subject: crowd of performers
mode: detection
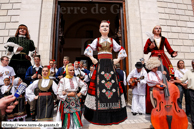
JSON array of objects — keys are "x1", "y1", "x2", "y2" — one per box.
[{"x1": 0, "y1": 21, "x2": 193, "y2": 129}]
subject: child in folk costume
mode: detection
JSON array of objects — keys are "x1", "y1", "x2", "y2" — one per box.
[
  {"x1": 26, "y1": 66, "x2": 58, "y2": 121},
  {"x1": 1, "y1": 75, "x2": 16, "y2": 121},
  {"x1": 56, "y1": 63, "x2": 87, "y2": 129},
  {"x1": 12, "y1": 77, "x2": 27, "y2": 121},
  {"x1": 83, "y1": 20, "x2": 127, "y2": 125},
  {"x1": 127, "y1": 62, "x2": 147, "y2": 115}
]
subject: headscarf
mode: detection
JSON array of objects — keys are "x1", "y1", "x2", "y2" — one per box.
[
  {"x1": 13, "y1": 77, "x2": 20, "y2": 87},
  {"x1": 43, "y1": 66, "x2": 51, "y2": 79},
  {"x1": 65, "y1": 64, "x2": 73, "y2": 79}
]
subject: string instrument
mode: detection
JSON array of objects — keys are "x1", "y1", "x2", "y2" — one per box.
[
  {"x1": 129, "y1": 76, "x2": 144, "y2": 87},
  {"x1": 151, "y1": 57, "x2": 188, "y2": 129}
]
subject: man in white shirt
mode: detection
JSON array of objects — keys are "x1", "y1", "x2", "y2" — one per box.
[
  {"x1": 0, "y1": 56, "x2": 15, "y2": 87},
  {"x1": 25, "y1": 55, "x2": 42, "y2": 84},
  {"x1": 55, "y1": 56, "x2": 69, "y2": 80},
  {"x1": 173, "y1": 60, "x2": 194, "y2": 128},
  {"x1": 49, "y1": 59, "x2": 58, "y2": 80},
  {"x1": 127, "y1": 62, "x2": 147, "y2": 115},
  {"x1": 74, "y1": 61, "x2": 88, "y2": 82},
  {"x1": 174, "y1": 60, "x2": 190, "y2": 116}
]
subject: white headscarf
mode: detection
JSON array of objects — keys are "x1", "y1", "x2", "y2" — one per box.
[{"x1": 13, "y1": 77, "x2": 20, "y2": 87}]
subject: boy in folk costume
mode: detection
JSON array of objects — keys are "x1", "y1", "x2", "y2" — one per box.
[
  {"x1": 26, "y1": 66, "x2": 58, "y2": 121},
  {"x1": 56, "y1": 63, "x2": 87, "y2": 129},
  {"x1": 12, "y1": 77, "x2": 27, "y2": 121},
  {"x1": 25, "y1": 55, "x2": 42, "y2": 121},
  {"x1": 1, "y1": 76, "x2": 16, "y2": 121},
  {"x1": 127, "y1": 62, "x2": 147, "y2": 115}
]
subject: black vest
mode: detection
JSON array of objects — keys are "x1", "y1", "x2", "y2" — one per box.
[
  {"x1": 60, "y1": 68, "x2": 66, "y2": 77},
  {"x1": 32, "y1": 67, "x2": 42, "y2": 82}
]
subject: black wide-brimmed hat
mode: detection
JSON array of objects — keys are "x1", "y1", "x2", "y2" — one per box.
[{"x1": 135, "y1": 62, "x2": 143, "y2": 69}]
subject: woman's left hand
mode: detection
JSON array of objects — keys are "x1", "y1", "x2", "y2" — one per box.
[{"x1": 77, "y1": 92, "x2": 82, "y2": 98}]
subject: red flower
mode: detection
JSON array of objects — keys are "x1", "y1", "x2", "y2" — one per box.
[
  {"x1": 107, "y1": 20, "x2": 110, "y2": 24},
  {"x1": 36, "y1": 71, "x2": 38, "y2": 74},
  {"x1": 78, "y1": 61, "x2": 80, "y2": 64},
  {"x1": 47, "y1": 65, "x2": 51, "y2": 69},
  {"x1": 63, "y1": 71, "x2": 66, "y2": 74},
  {"x1": 53, "y1": 59, "x2": 55, "y2": 62}
]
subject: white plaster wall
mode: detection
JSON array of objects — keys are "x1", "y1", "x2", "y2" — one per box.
[
  {"x1": 38, "y1": 0, "x2": 55, "y2": 65},
  {"x1": 157, "y1": 0, "x2": 194, "y2": 70},
  {"x1": 0, "y1": 0, "x2": 22, "y2": 56}
]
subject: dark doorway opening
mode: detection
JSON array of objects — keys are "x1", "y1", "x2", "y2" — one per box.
[{"x1": 54, "y1": 1, "x2": 125, "y2": 70}]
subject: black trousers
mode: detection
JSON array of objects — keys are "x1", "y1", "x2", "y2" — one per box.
[
  {"x1": 189, "y1": 89, "x2": 194, "y2": 129},
  {"x1": 176, "y1": 84, "x2": 190, "y2": 115}
]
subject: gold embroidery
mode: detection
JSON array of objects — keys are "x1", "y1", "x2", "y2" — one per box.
[
  {"x1": 38, "y1": 79, "x2": 53, "y2": 91},
  {"x1": 98, "y1": 38, "x2": 113, "y2": 53}
]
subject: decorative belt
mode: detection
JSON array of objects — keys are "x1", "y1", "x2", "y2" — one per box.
[
  {"x1": 39, "y1": 92, "x2": 51, "y2": 96},
  {"x1": 151, "y1": 50, "x2": 164, "y2": 57},
  {"x1": 98, "y1": 54, "x2": 112, "y2": 59}
]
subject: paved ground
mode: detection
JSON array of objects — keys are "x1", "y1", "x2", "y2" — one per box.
[{"x1": 17, "y1": 103, "x2": 192, "y2": 129}]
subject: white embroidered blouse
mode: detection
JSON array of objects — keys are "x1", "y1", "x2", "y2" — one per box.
[
  {"x1": 146, "y1": 71, "x2": 163, "y2": 87},
  {"x1": 57, "y1": 76, "x2": 88, "y2": 101},
  {"x1": 26, "y1": 79, "x2": 58, "y2": 102},
  {"x1": 84, "y1": 38, "x2": 127, "y2": 59}
]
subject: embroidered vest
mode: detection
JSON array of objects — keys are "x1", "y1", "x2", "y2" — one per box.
[
  {"x1": 97, "y1": 38, "x2": 113, "y2": 53},
  {"x1": 37, "y1": 79, "x2": 53, "y2": 93}
]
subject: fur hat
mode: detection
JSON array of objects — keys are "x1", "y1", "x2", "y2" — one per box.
[{"x1": 146, "y1": 57, "x2": 161, "y2": 70}]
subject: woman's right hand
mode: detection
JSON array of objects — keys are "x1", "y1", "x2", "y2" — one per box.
[
  {"x1": 17, "y1": 47, "x2": 23, "y2": 52},
  {"x1": 89, "y1": 56, "x2": 98, "y2": 65},
  {"x1": 149, "y1": 42, "x2": 155, "y2": 49},
  {"x1": 34, "y1": 96, "x2": 38, "y2": 100},
  {"x1": 67, "y1": 92, "x2": 76, "y2": 97}
]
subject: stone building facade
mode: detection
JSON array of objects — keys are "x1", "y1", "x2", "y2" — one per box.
[{"x1": 0, "y1": 0, "x2": 194, "y2": 72}]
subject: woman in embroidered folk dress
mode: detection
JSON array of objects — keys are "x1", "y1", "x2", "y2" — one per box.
[
  {"x1": 26, "y1": 66, "x2": 58, "y2": 121},
  {"x1": 56, "y1": 63, "x2": 87, "y2": 129},
  {"x1": 83, "y1": 20, "x2": 127, "y2": 125},
  {"x1": 144, "y1": 25, "x2": 177, "y2": 113}
]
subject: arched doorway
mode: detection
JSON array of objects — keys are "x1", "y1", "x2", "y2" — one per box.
[{"x1": 52, "y1": 0, "x2": 128, "y2": 72}]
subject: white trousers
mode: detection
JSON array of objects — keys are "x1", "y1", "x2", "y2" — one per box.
[{"x1": 131, "y1": 94, "x2": 145, "y2": 114}]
